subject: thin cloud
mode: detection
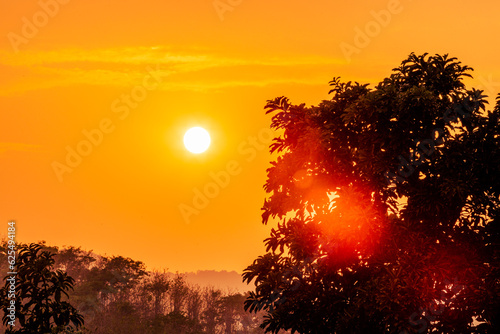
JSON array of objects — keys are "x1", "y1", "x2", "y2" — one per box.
[{"x1": 0, "y1": 46, "x2": 345, "y2": 95}]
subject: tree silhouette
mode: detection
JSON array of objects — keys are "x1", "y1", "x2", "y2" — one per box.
[
  {"x1": 186, "y1": 285, "x2": 202, "y2": 324},
  {"x1": 170, "y1": 273, "x2": 189, "y2": 315},
  {"x1": 202, "y1": 287, "x2": 223, "y2": 334},
  {"x1": 220, "y1": 293, "x2": 249, "y2": 334},
  {"x1": 145, "y1": 270, "x2": 171, "y2": 318},
  {"x1": 1, "y1": 243, "x2": 84, "y2": 333},
  {"x1": 0, "y1": 240, "x2": 269, "y2": 333},
  {"x1": 243, "y1": 53, "x2": 500, "y2": 333}
]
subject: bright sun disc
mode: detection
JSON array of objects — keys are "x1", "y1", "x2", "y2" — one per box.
[{"x1": 184, "y1": 127, "x2": 211, "y2": 154}]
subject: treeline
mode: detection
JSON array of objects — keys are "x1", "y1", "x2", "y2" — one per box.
[{"x1": 0, "y1": 241, "x2": 277, "y2": 334}]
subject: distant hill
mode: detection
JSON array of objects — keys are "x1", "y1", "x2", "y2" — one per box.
[{"x1": 171, "y1": 270, "x2": 252, "y2": 293}]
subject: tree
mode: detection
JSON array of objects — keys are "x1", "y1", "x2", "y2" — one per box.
[
  {"x1": 186, "y1": 285, "x2": 203, "y2": 323},
  {"x1": 86, "y1": 254, "x2": 147, "y2": 333},
  {"x1": 219, "y1": 293, "x2": 251, "y2": 334},
  {"x1": 219, "y1": 293, "x2": 239, "y2": 334},
  {"x1": 1, "y1": 243, "x2": 84, "y2": 333},
  {"x1": 169, "y1": 273, "x2": 189, "y2": 314},
  {"x1": 202, "y1": 287, "x2": 223, "y2": 334},
  {"x1": 243, "y1": 53, "x2": 500, "y2": 333},
  {"x1": 56, "y1": 246, "x2": 96, "y2": 284},
  {"x1": 145, "y1": 270, "x2": 171, "y2": 318}
]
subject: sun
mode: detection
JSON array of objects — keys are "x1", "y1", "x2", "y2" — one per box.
[{"x1": 183, "y1": 127, "x2": 211, "y2": 154}]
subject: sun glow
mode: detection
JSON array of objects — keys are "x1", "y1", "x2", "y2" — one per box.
[{"x1": 183, "y1": 127, "x2": 211, "y2": 154}]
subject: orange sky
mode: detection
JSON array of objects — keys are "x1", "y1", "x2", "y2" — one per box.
[{"x1": 1, "y1": 0, "x2": 500, "y2": 273}]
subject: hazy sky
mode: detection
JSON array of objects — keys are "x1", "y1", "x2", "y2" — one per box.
[{"x1": 1, "y1": 0, "x2": 500, "y2": 272}]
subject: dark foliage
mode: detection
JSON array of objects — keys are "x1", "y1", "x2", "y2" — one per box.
[
  {"x1": 0, "y1": 243, "x2": 84, "y2": 333},
  {"x1": 243, "y1": 53, "x2": 500, "y2": 333}
]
